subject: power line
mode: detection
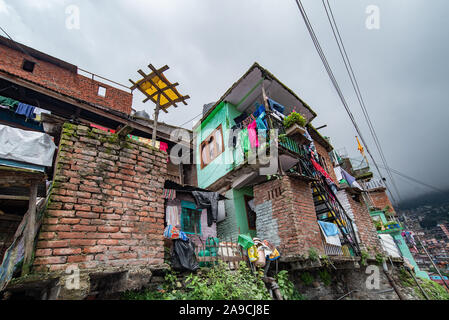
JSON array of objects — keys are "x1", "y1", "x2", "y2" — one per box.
[
  {"x1": 293, "y1": 0, "x2": 397, "y2": 204},
  {"x1": 348, "y1": 157, "x2": 446, "y2": 194},
  {"x1": 321, "y1": 0, "x2": 402, "y2": 201}
]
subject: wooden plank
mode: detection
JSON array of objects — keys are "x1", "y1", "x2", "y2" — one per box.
[
  {"x1": 22, "y1": 180, "x2": 38, "y2": 276},
  {"x1": 143, "y1": 82, "x2": 179, "y2": 102},
  {"x1": 129, "y1": 65, "x2": 169, "y2": 90},
  {"x1": 138, "y1": 69, "x2": 178, "y2": 110}
]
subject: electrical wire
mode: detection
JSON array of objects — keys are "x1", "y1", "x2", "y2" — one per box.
[
  {"x1": 347, "y1": 157, "x2": 446, "y2": 194},
  {"x1": 293, "y1": 0, "x2": 398, "y2": 204},
  {"x1": 321, "y1": 0, "x2": 402, "y2": 201}
]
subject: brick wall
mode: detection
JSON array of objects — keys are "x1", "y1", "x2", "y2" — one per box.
[
  {"x1": 344, "y1": 190, "x2": 382, "y2": 254},
  {"x1": 369, "y1": 189, "x2": 396, "y2": 213},
  {"x1": 0, "y1": 44, "x2": 132, "y2": 114},
  {"x1": 253, "y1": 176, "x2": 324, "y2": 258},
  {"x1": 33, "y1": 123, "x2": 167, "y2": 273},
  {"x1": 314, "y1": 140, "x2": 338, "y2": 183}
]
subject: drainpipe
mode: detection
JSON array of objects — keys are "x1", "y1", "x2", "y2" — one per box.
[{"x1": 382, "y1": 260, "x2": 406, "y2": 300}]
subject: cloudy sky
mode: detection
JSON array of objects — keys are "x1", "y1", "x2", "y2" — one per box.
[{"x1": 1, "y1": 0, "x2": 448, "y2": 204}]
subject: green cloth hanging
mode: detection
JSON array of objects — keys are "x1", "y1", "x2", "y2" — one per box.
[{"x1": 0, "y1": 95, "x2": 19, "y2": 108}]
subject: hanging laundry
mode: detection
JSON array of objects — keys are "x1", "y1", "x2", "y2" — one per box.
[
  {"x1": 253, "y1": 104, "x2": 266, "y2": 118},
  {"x1": 267, "y1": 98, "x2": 285, "y2": 114},
  {"x1": 318, "y1": 221, "x2": 341, "y2": 247},
  {"x1": 163, "y1": 188, "x2": 176, "y2": 200},
  {"x1": 15, "y1": 102, "x2": 36, "y2": 119},
  {"x1": 0, "y1": 95, "x2": 19, "y2": 109},
  {"x1": 247, "y1": 120, "x2": 259, "y2": 148},
  {"x1": 233, "y1": 112, "x2": 248, "y2": 126},
  {"x1": 192, "y1": 191, "x2": 220, "y2": 227},
  {"x1": 334, "y1": 166, "x2": 343, "y2": 183},
  {"x1": 166, "y1": 205, "x2": 180, "y2": 227},
  {"x1": 240, "y1": 128, "x2": 250, "y2": 153},
  {"x1": 340, "y1": 168, "x2": 363, "y2": 190},
  {"x1": 311, "y1": 157, "x2": 334, "y2": 183}
]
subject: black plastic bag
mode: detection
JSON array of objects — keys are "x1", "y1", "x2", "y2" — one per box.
[{"x1": 171, "y1": 239, "x2": 199, "y2": 271}]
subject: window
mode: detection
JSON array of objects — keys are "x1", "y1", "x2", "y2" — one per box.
[
  {"x1": 22, "y1": 59, "x2": 35, "y2": 73},
  {"x1": 181, "y1": 201, "x2": 202, "y2": 235},
  {"x1": 200, "y1": 124, "x2": 224, "y2": 169},
  {"x1": 98, "y1": 86, "x2": 107, "y2": 97}
]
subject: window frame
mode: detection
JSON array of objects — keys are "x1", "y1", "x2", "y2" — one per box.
[
  {"x1": 180, "y1": 201, "x2": 202, "y2": 235},
  {"x1": 200, "y1": 124, "x2": 224, "y2": 169}
]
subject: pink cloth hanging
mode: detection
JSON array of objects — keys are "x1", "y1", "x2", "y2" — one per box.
[{"x1": 247, "y1": 120, "x2": 259, "y2": 148}]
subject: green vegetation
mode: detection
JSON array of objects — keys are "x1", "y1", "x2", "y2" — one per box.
[
  {"x1": 360, "y1": 250, "x2": 369, "y2": 267},
  {"x1": 283, "y1": 111, "x2": 306, "y2": 129},
  {"x1": 318, "y1": 269, "x2": 332, "y2": 286},
  {"x1": 308, "y1": 247, "x2": 319, "y2": 262},
  {"x1": 375, "y1": 253, "x2": 385, "y2": 265},
  {"x1": 299, "y1": 272, "x2": 314, "y2": 286},
  {"x1": 275, "y1": 270, "x2": 306, "y2": 300},
  {"x1": 122, "y1": 262, "x2": 271, "y2": 300},
  {"x1": 398, "y1": 267, "x2": 449, "y2": 300}
]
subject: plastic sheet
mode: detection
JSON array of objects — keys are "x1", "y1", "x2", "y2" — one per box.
[{"x1": 0, "y1": 124, "x2": 56, "y2": 167}]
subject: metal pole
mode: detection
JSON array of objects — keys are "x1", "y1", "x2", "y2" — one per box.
[{"x1": 416, "y1": 236, "x2": 449, "y2": 291}]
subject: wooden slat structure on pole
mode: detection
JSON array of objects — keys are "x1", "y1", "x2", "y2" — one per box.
[{"x1": 129, "y1": 64, "x2": 190, "y2": 147}]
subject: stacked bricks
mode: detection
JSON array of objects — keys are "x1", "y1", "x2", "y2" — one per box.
[
  {"x1": 0, "y1": 43, "x2": 132, "y2": 114},
  {"x1": 253, "y1": 176, "x2": 325, "y2": 258},
  {"x1": 345, "y1": 191, "x2": 382, "y2": 255},
  {"x1": 33, "y1": 123, "x2": 167, "y2": 273}
]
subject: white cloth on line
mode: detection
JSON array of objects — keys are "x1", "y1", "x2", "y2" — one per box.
[{"x1": 166, "y1": 205, "x2": 180, "y2": 227}]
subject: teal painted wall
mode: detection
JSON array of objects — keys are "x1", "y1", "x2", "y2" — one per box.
[
  {"x1": 371, "y1": 211, "x2": 429, "y2": 280},
  {"x1": 232, "y1": 187, "x2": 256, "y2": 238},
  {"x1": 217, "y1": 187, "x2": 256, "y2": 240},
  {"x1": 195, "y1": 102, "x2": 244, "y2": 189},
  {"x1": 390, "y1": 231, "x2": 430, "y2": 280}
]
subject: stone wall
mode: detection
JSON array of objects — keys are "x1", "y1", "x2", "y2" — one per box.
[{"x1": 33, "y1": 123, "x2": 167, "y2": 273}]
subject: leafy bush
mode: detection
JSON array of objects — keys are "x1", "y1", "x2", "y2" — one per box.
[
  {"x1": 361, "y1": 250, "x2": 369, "y2": 266},
  {"x1": 300, "y1": 272, "x2": 314, "y2": 286},
  {"x1": 122, "y1": 262, "x2": 271, "y2": 300},
  {"x1": 275, "y1": 270, "x2": 306, "y2": 300},
  {"x1": 283, "y1": 112, "x2": 306, "y2": 129},
  {"x1": 318, "y1": 269, "x2": 332, "y2": 286},
  {"x1": 308, "y1": 247, "x2": 319, "y2": 262}
]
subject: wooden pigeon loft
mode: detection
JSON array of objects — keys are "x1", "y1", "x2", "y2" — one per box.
[
  {"x1": 129, "y1": 64, "x2": 190, "y2": 146},
  {"x1": 129, "y1": 64, "x2": 190, "y2": 113}
]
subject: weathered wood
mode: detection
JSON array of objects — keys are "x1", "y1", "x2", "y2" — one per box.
[{"x1": 22, "y1": 180, "x2": 38, "y2": 276}]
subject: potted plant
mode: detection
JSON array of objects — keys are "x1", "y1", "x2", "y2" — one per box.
[{"x1": 283, "y1": 112, "x2": 307, "y2": 143}]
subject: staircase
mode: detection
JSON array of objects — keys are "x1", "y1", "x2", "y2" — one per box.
[{"x1": 297, "y1": 156, "x2": 361, "y2": 256}]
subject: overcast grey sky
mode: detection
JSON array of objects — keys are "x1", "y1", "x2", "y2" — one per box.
[{"x1": 1, "y1": 0, "x2": 448, "y2": 203}]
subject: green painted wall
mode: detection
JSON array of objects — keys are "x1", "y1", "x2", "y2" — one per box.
[
  {"x1": 390, "y1": 231, "x2": 430, "y2": 280},
  {"x1": 217, "y1": 187, "x2": 256, "y2": 240},
  {"x1": 233, "y1": 187, "x2": 256, "y2": 238},
  {"x1": 195, "y1": 102, "x2": 244, "y2": 189},
  {"x1": 370, "y1": 211, "x2": 429, "y2": 280},
  {"x1": 195, "y1": 102, "x2": 247, "y2": 188}
]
